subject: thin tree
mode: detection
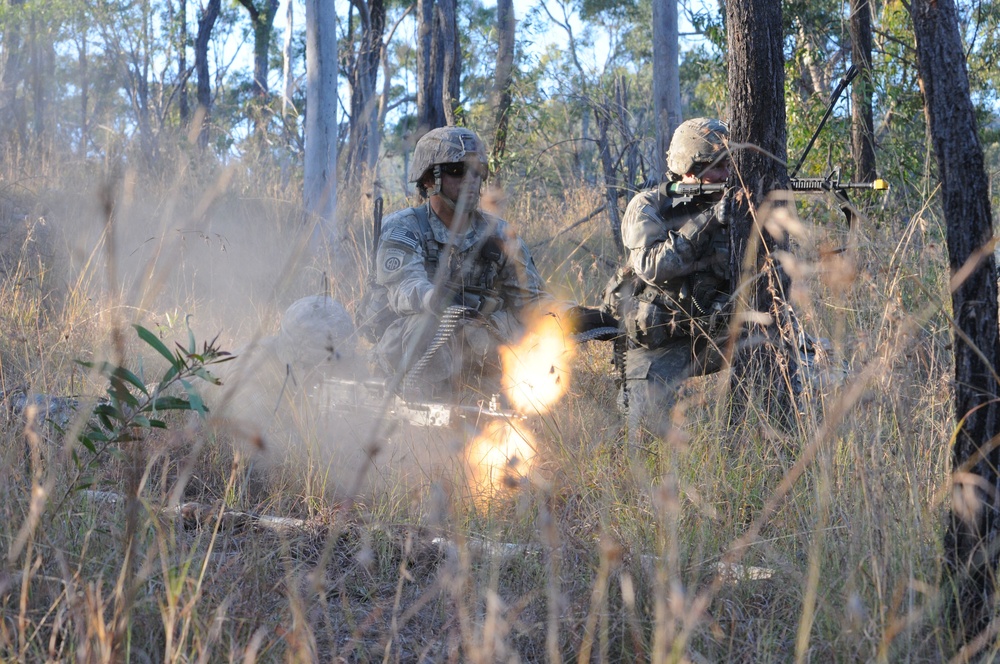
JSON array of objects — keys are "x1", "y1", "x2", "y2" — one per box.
[
  {"x1": 438, "y1": 0, "x2": 460, "y2": 125},
  {"x1": 171, "y1": 0, "x2": 190, "y2": 125},
  {"x1": 910, "y1": 0, "x2": 1000, "y2": 643},
  {"x1": 344, "y1": 0, "x2": 386, "y2": 182},
  {"x1": 281, "y1": 0, "x2": 294, "y2": 139},
  {"x1": 236, "y1": 0, "x2": 280, "y2": 139},
  {"x1": 490, "y1": 0, "x2": 515, "y2": 167},
  {"x1": 304, "y1": 0, "x2": 341, "y2": 260},
  {"x1": 652, "y1": 0, "x2": 681, "y2": 179},
  {"x1": 726, "y1": 0, "x2": 797, "y2": 422},
  {"x1": 849, "y1": 0, "x2": 876, "y2": 181},
  {"x1": 195, "y1": 0, "x2": 221, "y2": 149},
  {"x1": 0, "y1": 0, "x2": 27, "y2": 147},
  {"x1": 416, "y1": 0, "x2": 447, "y2": 135}
]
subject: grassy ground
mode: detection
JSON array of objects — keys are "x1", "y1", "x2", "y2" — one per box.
[{"x1": 0, "y1": 149, "x2": 980, "y2": 662}]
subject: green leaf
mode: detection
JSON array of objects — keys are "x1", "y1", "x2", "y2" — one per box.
[
  {"x1": 134, "y1": 324, "x2": 179, "y2": 367},
  {"x1": 194, "y1": 367, "x2": 222, "y2": 385},
  {"x1": 152, "y1": 396, "x2": 193, "y2": 411},
  {"x1": 114, "y1": 367, "x2": 149, "y2": 397},
  {"x1": 180, "y1": 379, "x2": 207, "y2": 416},
  {"x1": 85, "y1": 430, "x2": 110, "y2": 443},
  {"x1": 78, "y1": 435, "x2": 97, "y2": 453},
  {"x1": 108, "y1": 376, "x2": 140, "y2": 408},
  {"x1": 149, "y1": 419, "x2": 167, "y2": 429},
  {"x1": 94, "y1": 403, "x2": 122, "y2": 418},
  {"x1": 133, "y1": 415, "x2": 151, "y2": 428},
  {"x1": 186, "y1": 315, "x2": 196, "y2": 355}
]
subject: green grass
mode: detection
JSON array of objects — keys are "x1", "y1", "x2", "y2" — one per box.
[{"x1": 0, "y1": 148, "x2": 986, "y2": 662}]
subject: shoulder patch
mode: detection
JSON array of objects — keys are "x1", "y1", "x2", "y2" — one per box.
[
  {"x1": 384, "y1": 227, "x2": 421, "y2": 251},
  {"x1": 382, "y1": 248, "x2": 405, "y2": 273}
]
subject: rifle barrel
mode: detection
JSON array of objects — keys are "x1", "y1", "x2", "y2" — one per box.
[{"x1": 790, "y1": 178, "x2": 889, "y2": 191}]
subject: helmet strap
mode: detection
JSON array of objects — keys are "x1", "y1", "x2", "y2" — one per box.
[
  {"x1": 431, "y1": 164, "x2": 462, "y2": 211},
  {"x1": 426, "y1": 165, "x2": 444, "y2": 198}
]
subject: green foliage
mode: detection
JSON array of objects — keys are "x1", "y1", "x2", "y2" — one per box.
[{"x1": 72, "y1": 324, "x2": 234, "y2": 488}]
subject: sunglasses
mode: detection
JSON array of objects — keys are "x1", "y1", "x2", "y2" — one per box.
[{"x1": 439, "y1": 162, "x2": 487, "y2": 178}]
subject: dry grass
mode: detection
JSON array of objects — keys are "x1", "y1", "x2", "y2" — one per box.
[{"x1": 0, "y1": 146, "x2": 983, "y2": 663}]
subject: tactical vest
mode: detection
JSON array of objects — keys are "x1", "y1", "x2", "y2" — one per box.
[
  {"x1": 356, "y1": 205, "x2": 504, "y2": 343},
  {"x1": 603, "y1": 194, "x2": 730, "y2": 349}
]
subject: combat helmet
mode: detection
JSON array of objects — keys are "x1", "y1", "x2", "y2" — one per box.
[
  {"x1": 409, "y1": 126, "x2": 488, "y2": 185},
  {"x1": 277, "y1": 294, "x2": 356, "y2": 372},
  {"x1": 666, "y1": 118, "x2": 730, "y2": 178}
]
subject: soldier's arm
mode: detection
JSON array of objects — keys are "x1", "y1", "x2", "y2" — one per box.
[
  {"x1": 376, "y1": 221, "x2": 434, "y2": 315},
  {"x1": 621, "y1": 193, "x2": 711, "y2": 287}
]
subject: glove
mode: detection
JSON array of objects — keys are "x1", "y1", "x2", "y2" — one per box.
[{"x1": 564, "y1": 306, "x2": 620, "y2": 335}]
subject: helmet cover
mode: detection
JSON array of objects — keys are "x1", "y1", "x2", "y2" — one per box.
[
  {"x1": 409, "y1": 126, "x2": 488, "y2": 183},
  {"x1": 278, "y1": 295, "x2": 356, "y2": 368},
  {"x1": 666, "y1": 118, "x2": 730, "y2": 177}
]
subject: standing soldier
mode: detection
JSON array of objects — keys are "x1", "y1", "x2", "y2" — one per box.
[
  {"x1": 366, "y1": 126, "x2": 550, "y2": 399},
  {"x1": 614, "y1": 117, "x2": 733, "y2": 438}
]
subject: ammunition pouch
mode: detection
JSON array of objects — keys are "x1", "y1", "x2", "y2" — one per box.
[{"x1": 627, "y1": 284, "x2": 728, "y2": 349}]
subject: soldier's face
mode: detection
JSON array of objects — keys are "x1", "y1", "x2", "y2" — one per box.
[
  {"x1": 438, "y1": 161, "x2": 483, "y2": 209},
  {"x1": 696, "y1": 158, "x2": 731, "y2": 184}
]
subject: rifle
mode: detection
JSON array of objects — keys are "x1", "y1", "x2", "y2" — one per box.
[
  {"x1": 665, "y1": 172, "x2": 888, "y2": 199},
  {"x1": 663, "y1": 170, "x2": 888, "y2": 225}
]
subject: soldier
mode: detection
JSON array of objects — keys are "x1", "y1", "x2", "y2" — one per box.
[
  {"x1": 368, "y1": 126, "x2": 550, "y2": 399},
  {"x1": 615, "y1": 117, "x2": 732, "y2": 437}
]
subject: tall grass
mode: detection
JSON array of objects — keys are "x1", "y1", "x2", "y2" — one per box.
[{"x1": 0, "y1": 144, "x2": 985, "y2": 662}]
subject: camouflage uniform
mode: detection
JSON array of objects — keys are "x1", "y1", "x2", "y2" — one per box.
[
  {"x1": 619, "y1": 117, "x2": 732, "y2": 436},
  {"x1": 371, "y1": 202, "x2": 547, "y2": 397}
]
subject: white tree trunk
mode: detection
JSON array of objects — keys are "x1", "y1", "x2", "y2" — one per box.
[
  {"x1": 304, "y1": 0, "x2": 340, "y2": 260},
  {"x1": 282, "y1": 0, "x2": 293, "y2": 122},
  {"x1": 652, "y1": 0, "x2": 681, "y2": 179}
]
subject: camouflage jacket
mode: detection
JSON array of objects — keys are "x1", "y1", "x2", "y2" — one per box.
[
  {"x1": 375, "y1": 203, "x2": 547, "y2": 321},
  {"x1": 620, "y1": 187, "x2": 730, "y2": 318}
]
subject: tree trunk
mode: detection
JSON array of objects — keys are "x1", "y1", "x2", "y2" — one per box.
[
  {"x1": 438, "y1": 0, "x2": 460, "y2": 126},
  {"x1": 179, "y1": 0, "x2": 190, "y2": 124},
  {"x1": 0, "y1": 0, "x2": 27, "y2": 148},
  {"x1": 78, "y1": 29, "x2": 89, "y2": 157},
  {"x1": 136, "y1": 0, "x2": 155, "y2": 163},
  {"x1": 282, "y1": 0, "x2": 294, "y2": 138},
  {"x1": 490, "y1": 0, "x2": 515, "y2": 168},
  {"x1": 652, "y1": 0, "x2": 681, "y2": 179},
  {"x1": 237, "y1": 0, "x2": 280, "y2": 139},
  {"x1": 195, "y1": 0, "x2": 221, "y2": 149},
  {"x1": 29, "y1": 12, "x2": 44, "y2": 140},
  {"x1": 416, "y1": 0, "x2": 446, "y2": 135},
  {"x1": 910, "y1": 0, "x2": 1000, "y2": 643},
  {"x1": 345, "y1": 0, "x2": 386, "y2": 182},
  {"x1": 595, "y1": 105, "x2": 624, "y2": 253},
  {"x1": 849, "y1": 0, "x2": 877, "y2": 181},
  {"x1": 304, "y1": 0, "x2": 341, "y2": 261},
  {"x1": 726, "y1": 0, "x2": 796, "y2": 424}
]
